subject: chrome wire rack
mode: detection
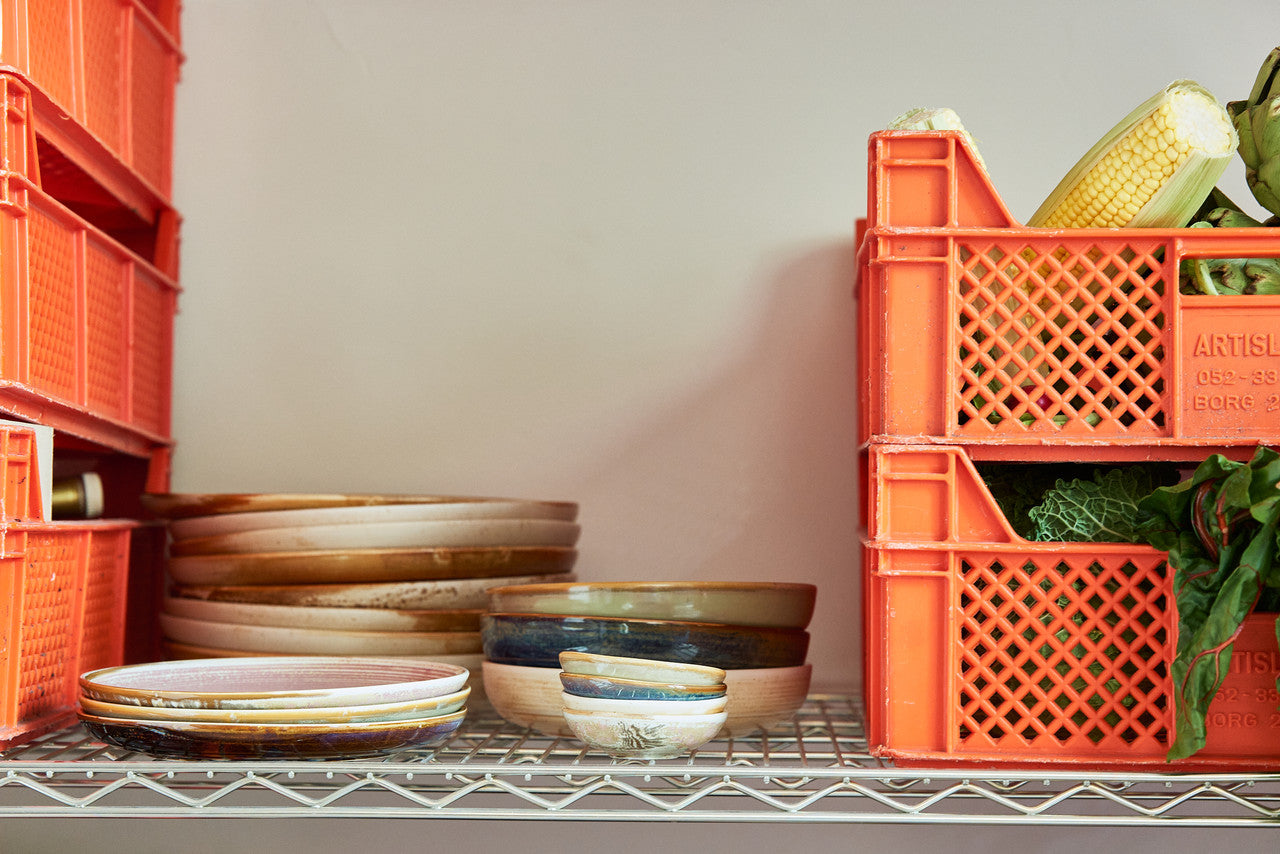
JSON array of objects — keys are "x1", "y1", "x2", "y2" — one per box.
[{"x1": 2, "y1": 695, "x2": 1279, "y2": 824}]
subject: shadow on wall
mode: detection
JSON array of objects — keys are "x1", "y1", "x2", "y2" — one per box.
[{"x1": 571, "y1": 237, "x2": 863, "y2": 691}]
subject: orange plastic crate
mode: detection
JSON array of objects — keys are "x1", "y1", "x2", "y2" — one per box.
[
  {"x1": 0, "y1": 424, "x2": 133, "y2": 749},
  {"x1": 856, "y1": 130, "x2": 1280, "y2": 462},
  {"x1": 0, "y1": 0, "x2": 182, "y2": 221},
  {"x1": 862, "y1": 443, "x2": 1280, "y2": 770},
  {"x1": 0, "y1": 75, "x2": 177, "y2": 460}
]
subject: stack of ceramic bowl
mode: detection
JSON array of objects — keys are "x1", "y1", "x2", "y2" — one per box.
[
  {"x1": 142, "y1": 493, "x2": 580, "y2": 685},
  {"x1": 559, "y1": 651, "x2": 728, "y2": 759},
  {"x1": 480, "y1": 581, "x2": 816, "y2": 737},
  {"x1": 76, "y1": 657, "x2": 470, "y2": 760}
]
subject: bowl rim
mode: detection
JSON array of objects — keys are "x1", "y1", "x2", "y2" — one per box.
[
  {"x1": 483, "y1": 612, "x2": 810, "y2": 637},
  {"x1": 485, "y1": 580, "x2": 816, "y2": 596},
  {"x1": 558, "y1": 651, "x2": 727, "y2": 681},
  {"x1": 558, "y1": 671, "x2": 728, "y2": 694}
]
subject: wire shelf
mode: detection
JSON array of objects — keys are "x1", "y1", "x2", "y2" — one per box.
[{"x1": 2, "y1": 695, "x2": 1279, "y2": 824}]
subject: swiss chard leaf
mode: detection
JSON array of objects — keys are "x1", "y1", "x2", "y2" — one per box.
[{"x1": 1136, "y1": 447, "x2": 1280, "y2": 762}]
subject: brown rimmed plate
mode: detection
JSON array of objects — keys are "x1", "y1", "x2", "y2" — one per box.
[
  {"x1": 166, "y1": 546, "x2": 578, "y2": 586},
  {"x1": 169, "y1": 572, "x2": 577, "y2": 610},
  {"x1": 161, "y1": 595, "x2": 483, "y2": 633}
]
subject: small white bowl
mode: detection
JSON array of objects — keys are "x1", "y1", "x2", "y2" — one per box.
[
  {"x1": 563, "y1": 709, "x2": 727, "y2": 759},
  {"x1": 560, "y1": 691, "x2": 727, "y2": 716}
]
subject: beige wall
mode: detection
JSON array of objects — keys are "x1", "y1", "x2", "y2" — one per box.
[{"x1": 167, "y1": 0, "x2": 1271, "y2": 778}]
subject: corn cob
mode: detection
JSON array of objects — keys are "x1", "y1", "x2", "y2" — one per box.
[
  {"x1": 886, "y1": 107, "x2": 987, "y2": 169},
  {"x1": 1028, "y1": 81, "x2": 1237, "y2": 229}
]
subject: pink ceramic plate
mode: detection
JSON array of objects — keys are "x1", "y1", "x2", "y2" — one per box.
[
  {"x1": 161, "y1": 595, "x2": 483, "y2": 632},
  {"x1": 159, "y1": 613, "x2": 483, "y2": 657}
]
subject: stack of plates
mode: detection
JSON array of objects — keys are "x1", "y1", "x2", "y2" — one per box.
[
  {"x1": 77, "y1": 657, "x2": 471, "y2": 759},
  {"x1": 143, "y1": 493, "x2": 581, "y2": 680}
]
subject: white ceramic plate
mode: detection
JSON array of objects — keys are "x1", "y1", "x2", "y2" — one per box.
[
  {"x1": 151, "y1": 647, "x2": 488, "y2": 705},
  {"x1": 79, "y1": 686, "x2": 471, "y2": 724},
  {"x1": 162, "y1": 595, "x2": 482, "y2": 632},
  {"x1": 165, "y1": 546, "x2": 578, "y2": 587},
  {"x1": 168, "y1": 499, "x2": 578, "y2": 541},
  {"x1": 159, "y1": 612, "x2": 483, "y2": 657},
  {"x1": 169, "y1": 518, "x2": 581, "y2": 557},
  {"x1": 80, "y1": 656, "x2": 470, "y2": 710},
  {"x1": 170, "y1": 572, "x2": 577, "y2": 610}
]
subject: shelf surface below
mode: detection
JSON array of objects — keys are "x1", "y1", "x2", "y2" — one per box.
[{"x1": 2, "y1": 695, "x2": 1279, "y2": 824}]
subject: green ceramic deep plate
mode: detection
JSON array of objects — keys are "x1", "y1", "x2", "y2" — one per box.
[
  {"x1": 485, "y1": 581, "x2": 816, "y2": 629},
  {"x1": 481, "y1": 612, "x2": 809, "y2": 669}
]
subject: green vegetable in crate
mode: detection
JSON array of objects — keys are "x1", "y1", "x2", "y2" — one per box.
[
  {"x1": 1178, "y1": 48, "x2": 1280, "y2": 296},
  {"x1": 1228, "y1": 45, "x2": 1280, "y2": 218},
  {"x1": 1183, "y1": 218, "x2": 1280, "y2": 295},
  {"x1": 980, "y1": 462, "x2": 1180, "y2": 541},
  {"x1": 1026, "y1": 466, "x2": 1175, "y2": 543},
  {"x1": 1136, "y1": 448, "x2": 1280, "y2": 763}
]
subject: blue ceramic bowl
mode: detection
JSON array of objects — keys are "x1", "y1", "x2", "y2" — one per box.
[
  {"x1": 481, "y1": 612, "x2": 809, "y2": 669},
  {"x1": 558, "y1": 671, "x2": 727, "y2": 701}
]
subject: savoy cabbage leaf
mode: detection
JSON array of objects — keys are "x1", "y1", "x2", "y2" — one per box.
[{"x1": 1027, "y1": 466, "x2": 1170, "y2": 542}]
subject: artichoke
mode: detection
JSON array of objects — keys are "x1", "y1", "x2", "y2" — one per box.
[
  {"x1": 1182, "y1": 221, "x2": 1280, "y2": 295},
  {"x1": 1227, "y1": 46, "x2": 1280, "y2": 219}
]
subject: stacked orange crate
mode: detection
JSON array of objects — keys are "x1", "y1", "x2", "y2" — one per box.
[
  {"x1": 0, "y1": 1, "x2": 181, "y2": 747},
  {"x1": 0, "y1": 422, "x2": 134, "y2": 747},
  {"x1": 855, "y1": 130, "x2": 1280, "y2": 769}
]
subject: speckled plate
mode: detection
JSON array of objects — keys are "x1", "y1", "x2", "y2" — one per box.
[
  {"x1": 141, "y1": 492, "x2": 577, "y2": 521},
  {"x1": 79, "y1": 686, "x2": 470, "y2": 724},
  {"x1": 168, "y1": 572, "x2": 577, "y2": 610},
  {"x1": 166, "y1": 546, "x2": 578, "y2": 587},
  {"x1": 80, "y1": 656, "x2": 469, "y2": 710},
  {"x1": 78, "y1": 709, "x2": 467, "y2": 760}
]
